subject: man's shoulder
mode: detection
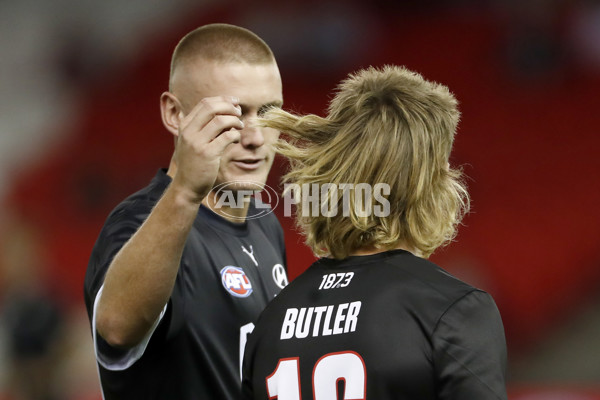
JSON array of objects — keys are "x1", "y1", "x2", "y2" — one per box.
[
  {"x1": 105, "y1": 170, "x2": 168, "y2": 225},
  {"x1": 374, "y1": 252, "x2": 482, "y2": 308}
]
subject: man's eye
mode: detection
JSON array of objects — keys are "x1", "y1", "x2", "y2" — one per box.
[
  {"x1": 257, "y1": 107, "x2": 268, "y2": 118},
  {"x1": 258, "y1": 105, "x2": 279, "y2": 117}
]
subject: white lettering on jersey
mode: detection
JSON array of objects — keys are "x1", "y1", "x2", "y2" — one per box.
[
  {"x1": 280, "y1": 301, "x2": 362, "y2": 340},
  {"x1": 239, "y1": 322, "x2": 255, "y2": 380},
  {"x1": 319, "y1": 272, "x2": 354, "y2": 290},
  {"x1": 241, "y1": 245, "x2": 258, "y2": 266}
]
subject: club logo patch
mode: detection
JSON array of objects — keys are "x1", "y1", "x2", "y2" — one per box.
[{"x1": 221, "y1": 266, "x2": 253, "y2": 298}]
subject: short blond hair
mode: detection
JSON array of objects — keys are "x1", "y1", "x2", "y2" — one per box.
[
  {"x1": 169, "y1": 23, "x2": 275, "y2": 91},
  {"x1": 262, "y1": 65, "x2": 470, "y2": 259}
]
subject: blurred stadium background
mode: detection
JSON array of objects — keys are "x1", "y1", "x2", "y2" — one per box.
[{"x1": 0, "y1": 0, "x2": 599, "y2": 399}]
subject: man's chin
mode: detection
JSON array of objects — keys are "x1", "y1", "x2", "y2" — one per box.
[
  {"x1": 214, "y1": 174, "x2": 268, "y2": 192},
  {"x1": 220, "y1": 181, "x2": 265, "y2": 192}
]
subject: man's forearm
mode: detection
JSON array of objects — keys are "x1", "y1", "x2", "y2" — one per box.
[{"x1": 95, "y1": 183, "x2": 201, "y2": 348}]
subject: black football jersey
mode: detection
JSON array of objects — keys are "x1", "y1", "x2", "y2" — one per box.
[
  {"x1": 84, "y1": 169, "x2": 288, "y2": 400},
  {"x1": 242, "y1": 250, "x2": 507, "y2": 400}
]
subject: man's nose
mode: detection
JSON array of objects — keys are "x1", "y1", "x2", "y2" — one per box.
[{"x1": 240, "y1": 118, "x2": 265, "y2": 149}]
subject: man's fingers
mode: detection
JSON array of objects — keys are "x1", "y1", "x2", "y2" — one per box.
[
  {"x1": 211, "y1": 128, "x2": 241, "y2": 152},
  {"x1": 204, "y1": 115, "x2": 244, "y2": 141},
  {"x1": 178, "y1": 113, "x2": 243, "y2": 157},
  {"x1": 180, "y1": 96, "x2": 241, "y2": 135}
]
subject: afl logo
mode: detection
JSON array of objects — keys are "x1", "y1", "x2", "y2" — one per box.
[{"x1": 221, "y1": 266, "x2": 253, "y2": 298}]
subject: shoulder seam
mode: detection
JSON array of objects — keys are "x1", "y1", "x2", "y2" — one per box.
[{"x1": 430, "y1": 288, "x2": 484, "y2": 337}]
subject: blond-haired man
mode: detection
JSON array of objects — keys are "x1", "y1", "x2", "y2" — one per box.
[
  {"x1": 84, "y1": 24, "x2": 288, "y2": 399},
  {"x1": 242, "y1": 65, "x2": 507, "y2": 399}
]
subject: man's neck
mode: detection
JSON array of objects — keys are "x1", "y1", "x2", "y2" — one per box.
[
  {"x1": 351, "y1": 243, "x2": 421, "y2": 258},
  {"x1": 202, "y1": 190, "x2": 250, "y2": 223}
]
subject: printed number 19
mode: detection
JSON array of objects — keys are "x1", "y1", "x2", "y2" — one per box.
[{"x1": 266, "y1": 351, "x2": 366, "y2": 400}]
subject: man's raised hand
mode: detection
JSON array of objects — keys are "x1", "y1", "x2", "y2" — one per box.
[{"x1": 171, "y1": 96, "x2": 243, "y2": 203}]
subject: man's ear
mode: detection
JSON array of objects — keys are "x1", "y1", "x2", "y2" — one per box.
[{"x1": 160, "y1": 92, "x2": 181, "y2": 137}]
